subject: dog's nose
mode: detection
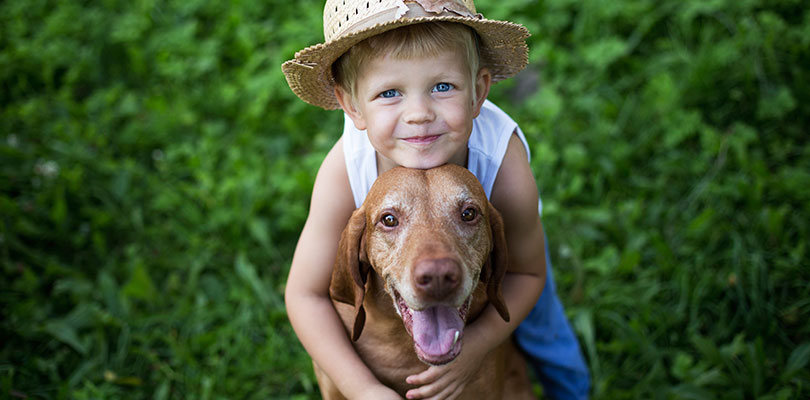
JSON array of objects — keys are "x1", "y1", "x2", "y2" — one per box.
[{"x1": 413, "y1": 258, "x2": 461, "y2": 301}]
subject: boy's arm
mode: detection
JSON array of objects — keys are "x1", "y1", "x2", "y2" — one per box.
[
  {"x1": 405, "y1": 132, "x2": 546, "y2": 399},
  {"x1": 286, "y1": 138, "x2": 401, "y2": 399}
]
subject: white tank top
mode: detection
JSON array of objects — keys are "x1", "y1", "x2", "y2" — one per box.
[{"x1": 342, "y1": 99, "x2": 543, "y2": 214}]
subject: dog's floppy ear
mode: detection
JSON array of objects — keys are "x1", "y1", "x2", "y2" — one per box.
[
  {"x1": 330, "y1": 207, "x2": 371, "y2": 341},
  {"x1": 482, "y1": 202, "x2": 510, "y2": 322}
]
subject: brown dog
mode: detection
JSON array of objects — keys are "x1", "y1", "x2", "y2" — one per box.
[{"x1": 314, "y1": 164, "x2": 535, "y2": 399}]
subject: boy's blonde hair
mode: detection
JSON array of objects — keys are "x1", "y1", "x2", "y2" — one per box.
[{"x1": 332, "y1": 22, "x2": 481, "y2": 99}]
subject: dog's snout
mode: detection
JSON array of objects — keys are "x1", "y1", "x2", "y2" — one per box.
[{"x1": 413, "y1": 258, "x2": 461, "y2": 302}]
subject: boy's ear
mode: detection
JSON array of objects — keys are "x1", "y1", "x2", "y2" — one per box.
[
  {"x1": 334, "y1": 86, "x2": 367, "y2": 131},
  {"x1": 473, "y1": 67, "x2": 492, "y2": 118}
]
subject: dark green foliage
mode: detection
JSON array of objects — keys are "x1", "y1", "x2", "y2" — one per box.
[{"x1": 1, "y1": 0, "x2": 807, "y2": 398}]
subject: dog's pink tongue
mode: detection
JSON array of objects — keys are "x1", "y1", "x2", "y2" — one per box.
[{"x1": 412, "y1": 305, "x2": 463, "y2": 357}]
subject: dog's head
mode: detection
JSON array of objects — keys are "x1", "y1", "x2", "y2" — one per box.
[{"x1": 330, "y1": 164, "x2": 509, "y2": 365}]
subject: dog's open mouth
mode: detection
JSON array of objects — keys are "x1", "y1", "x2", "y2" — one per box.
[{"x1": 394, "y1": 290, "x2": 471, "y2": 365}]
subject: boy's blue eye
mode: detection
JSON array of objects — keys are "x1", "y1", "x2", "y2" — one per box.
[
  {"x1": 379, "y1": 89, "x2": 400, "y2": 98},
  {"x1": 433, "y1": 83, "x2": 453, "y2": 92}
]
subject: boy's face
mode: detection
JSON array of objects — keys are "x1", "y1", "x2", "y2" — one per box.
[{"x1": 337, "y1": 49, "x2": 491, "y2": 171}]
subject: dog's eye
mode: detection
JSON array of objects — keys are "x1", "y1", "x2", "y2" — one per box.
[
  {"x1": 461, "y1": 208, "x2": 477, "y2": 222},
  {"x1": 381, "y1": 213, "x2": 398, "y2": 227}
]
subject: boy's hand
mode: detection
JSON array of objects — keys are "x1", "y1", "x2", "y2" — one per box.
[{"x1": 403, "y1": 344, "x2": 485, "y2": 400}]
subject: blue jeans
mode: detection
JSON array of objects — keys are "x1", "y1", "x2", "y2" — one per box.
[{"x1": 514, "y1": 235, "x2": 590, "y2": 399}]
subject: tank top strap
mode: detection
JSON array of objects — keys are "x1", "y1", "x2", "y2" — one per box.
[{"x1": 467, "y1": 100, "x2": 531, "y2": 200}]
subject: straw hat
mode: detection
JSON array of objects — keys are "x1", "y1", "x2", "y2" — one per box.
[{"x1": 282, "y1": 0, "x2": 530, "y2": 110}]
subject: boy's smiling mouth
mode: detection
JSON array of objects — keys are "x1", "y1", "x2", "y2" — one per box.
[{"x1": 402, "y1": 134, "x2": 441, "y2": 145}]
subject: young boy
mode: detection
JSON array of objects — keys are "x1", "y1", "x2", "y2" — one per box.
[{"x1": 282, "y1": 1, "x2": 589, "y2": 398}]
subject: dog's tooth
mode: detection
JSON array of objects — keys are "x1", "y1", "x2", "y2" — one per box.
[{"x1": 453, "y1": 330, "x2": 460, "y2": 345}]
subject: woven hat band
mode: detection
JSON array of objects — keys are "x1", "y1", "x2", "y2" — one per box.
[{"x1": 334, "y1": 3, "x2": 480, "y2": 40}]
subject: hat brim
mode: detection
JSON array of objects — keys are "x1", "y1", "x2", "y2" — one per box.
[{"x1": 282, "y1": 16, "x2": 530, "y2": 110}]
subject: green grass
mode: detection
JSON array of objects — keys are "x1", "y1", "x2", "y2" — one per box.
[{"x1": 2, "y1": 0, "x2": 809, "y2": 398}]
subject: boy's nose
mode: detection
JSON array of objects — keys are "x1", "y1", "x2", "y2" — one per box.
[{"x1": 403, "y1": 96, "x2": 435, "y2": 124}]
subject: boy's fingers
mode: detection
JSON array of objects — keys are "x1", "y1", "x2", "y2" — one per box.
[
  {"x1": 405, "y1": 387, "x2": 426, "y2": 399},
  {"x1": 406, "y1": 366, "x2": 440, "y2": 385},
  {"x1": 404, "y1": 383, "x2": 442, "y2": 400},
  {"x1": 405, "y1": 366, "x2": 448, "y2": 399},
  {"x1": 405, "y1": 380, "x2": 461, "y2": 400}
]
